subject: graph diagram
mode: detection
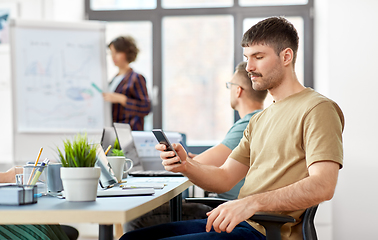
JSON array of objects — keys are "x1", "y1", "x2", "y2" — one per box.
[{"x1": 14, "y1": 27, "x2": 105, "y2": 132}]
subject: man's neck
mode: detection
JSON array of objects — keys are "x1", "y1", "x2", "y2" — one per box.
[
  {"x1": 269, "y1": 72, "x2": 305, "y2": 103},
  {"x1": 237, "y1": 101, "x2": 263, "y2": 119}
]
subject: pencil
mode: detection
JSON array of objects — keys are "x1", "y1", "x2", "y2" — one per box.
[
  {"x1": 27, "y1": 147, "x2": 43, "y2": 185},
  {"x1": 104, "y1": 145, "x2": 112, "y2": 155},
  {"x1": 30, "y1": 158, "x2": 50, "y2": 186}
]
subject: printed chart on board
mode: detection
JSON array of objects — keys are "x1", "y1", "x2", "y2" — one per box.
[{"x1": 12, "y1": 26, "x2": 106, "y2": 132}]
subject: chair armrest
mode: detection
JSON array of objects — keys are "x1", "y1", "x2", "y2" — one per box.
[
  {"x1": 250, "y1": 212, "x2": 295, "y2": 240},
  {"x1": 185, "y1": 197, "x2": 228, "y2": 209},
  {"x1": 185, "y1": 197, "x2": 295, "y2": 240},
  {"x1": 250, "y1": 212, "x2": 295, "y2": 224}
]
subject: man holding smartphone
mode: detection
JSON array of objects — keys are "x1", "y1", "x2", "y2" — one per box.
[
  {"x1": 121, "y1": 17, "x2": 344, "y2": 240},
  {"x1": 126, "y1": 61, "x2": 267, "y2": 231}
]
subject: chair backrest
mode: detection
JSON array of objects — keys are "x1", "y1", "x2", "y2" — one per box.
[{"x1": 302, "y1": 205, "x2": 319, "y2": 240}]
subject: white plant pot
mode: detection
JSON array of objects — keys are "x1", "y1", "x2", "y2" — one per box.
[{"x1": 60, "y1": 167, "x2": 101, "y2": 202}]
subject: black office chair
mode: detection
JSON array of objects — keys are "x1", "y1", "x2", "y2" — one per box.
[
  {"x1": 61, "y1": 225, "x2": 79, "y2": 240},
  {"x1": 185, "y1": 198, "x2": 318, "y2": 240}
]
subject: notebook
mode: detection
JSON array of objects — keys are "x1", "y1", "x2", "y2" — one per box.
[
  {"x1": 97, "y1": 187, "x2": 154, "y2": 197},
  {"x1": 129, "y1": 170, "x2": 183, "y2": 177}
]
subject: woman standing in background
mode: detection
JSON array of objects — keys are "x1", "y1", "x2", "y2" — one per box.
[{"x1": 103, "y1": 36, "x2": 151, "y2": 131}]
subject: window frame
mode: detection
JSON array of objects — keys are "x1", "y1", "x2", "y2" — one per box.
[{"x1": 85, "y1": 0, "x2": 314, "y2": 152}]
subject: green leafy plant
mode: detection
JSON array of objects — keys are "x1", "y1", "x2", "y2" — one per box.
[
  {"x1": 57, "y1": 133, "x2": 97, "y2": 167},
  {"x1": 113, "y1": 138, "x2": 121, "y2": 150},
  {"x1": 110, "y1": 148, "x2": 124, "y2": 157}
]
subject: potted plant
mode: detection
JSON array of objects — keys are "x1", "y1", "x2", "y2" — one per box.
[
  {"x1": 57, "y1": 133, "x2": 101, "y2": 202},
  {"x1": 110, "y1": 148, "x2": 124, "y2": 157}
]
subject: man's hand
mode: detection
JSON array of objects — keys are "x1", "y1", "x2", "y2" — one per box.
[
  {"x1": 188, "y1": 152, "x2": 197, "y2": 158},
  {"x1": 102, "y1": 92, "x2": 127, "y2": 106},
  {"x1": 1, "y1": 166, "x2": 23, "y2": 183},
  {"x1": 155, "y1": 143, "x2": 188, "y2": 173},
  {"x1": 205, "y1": 198, "x2": 256, "y2": 233}
]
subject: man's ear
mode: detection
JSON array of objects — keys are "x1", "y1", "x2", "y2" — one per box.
[
  {"x1": 281, "y1": 48, "x2": 294, "y2": 67},
  {"x1": 236, "y1": 86, "x2": 243, "y2": 98}
]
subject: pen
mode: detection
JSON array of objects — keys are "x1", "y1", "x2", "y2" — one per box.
[
  {"x1": 104, "y1": 145, "x2": 112, "y2": 155},
  {"x1": 30, "y1": 158, "x2": 50, "y2": 186},
  {"x1": 27, "y1": 147, "x2": 43, "y2": 185},
  {"x1": 91, "y1": 82, "x2": 103, "y2": 93}
]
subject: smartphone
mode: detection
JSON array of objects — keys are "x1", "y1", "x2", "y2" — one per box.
[{"x1": 152, "y1": 129, "x2": 182, "y2": 164}]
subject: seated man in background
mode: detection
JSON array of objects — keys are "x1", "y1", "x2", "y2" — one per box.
[
  {"x1": 121, "y1": 16, "x2": 344, "y2": 240},
  {"x1": 126, "y1": 61, "x2": 268, "y2": 231},
  {"x1": 0, "y1": 167, "x2": 78, "y2": 240}
]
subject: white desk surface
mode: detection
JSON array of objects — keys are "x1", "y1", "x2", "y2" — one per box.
[{"x1": 0, "y1": 177, "x2": 192, "y2": 225}]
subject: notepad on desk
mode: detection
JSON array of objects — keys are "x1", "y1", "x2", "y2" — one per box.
[
  {"x1": 121, "y1": 183, "x2": 166, "y2": 189},
  {"x1": 97, "y1": 187, "x2": 155, "y2": 197}
]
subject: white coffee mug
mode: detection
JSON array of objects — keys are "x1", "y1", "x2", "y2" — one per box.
[{"x1": 107, "y1": 157, "x2": 133, "y2": 183}]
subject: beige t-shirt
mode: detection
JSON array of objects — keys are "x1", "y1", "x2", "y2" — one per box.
[{"x1": 229, "y1": 88, "x2": 344, "y2": 240}]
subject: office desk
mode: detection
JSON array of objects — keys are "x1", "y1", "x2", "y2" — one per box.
[{"x1": 0, "y1": 177, "x2": 192, "y2": 240}]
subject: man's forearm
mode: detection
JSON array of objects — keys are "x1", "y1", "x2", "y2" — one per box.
[
  {"x1": 244, "y1": 161, "x2": 339, "y2": 213},
  {"x1": 183, "y1": 159, "x2": 235, "y2": 193}
]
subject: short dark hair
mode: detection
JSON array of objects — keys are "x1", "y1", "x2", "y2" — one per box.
[
  {"x1": 235, "y1": 62, "x2": 268, "y2": 103},
  {"x1": 241, "y1": 17, "x2": 299, "y2": 65},
  {"x1": 108, "y1": 36, "x2": 139, "y2": 63}
]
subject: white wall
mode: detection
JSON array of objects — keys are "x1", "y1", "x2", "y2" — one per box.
[{"x1": 315, "y1": 0, "x2": 378, "y2": 239}]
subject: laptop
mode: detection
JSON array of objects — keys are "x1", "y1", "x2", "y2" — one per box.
[
  {"x1": 113, "y1": 123, "x2": 141, "y2": 166},
  {"x1": 100, "y1": 127, "x2": 118, "y2": 154}
]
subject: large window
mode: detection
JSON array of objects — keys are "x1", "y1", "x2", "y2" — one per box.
[
  {"x1": 86, "y1": 0, "x2": 314, "y2": 150},
  {"x1": 162, "y1": 15, "x2": 234, "y2": 145},
  {"x1": 105, "y1": 21, "x2": 153, "y2": 129}
]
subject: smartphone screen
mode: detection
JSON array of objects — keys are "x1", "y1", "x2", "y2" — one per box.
[{"x1": 152, "y1": 129, "x2": 182, "y2": 164}]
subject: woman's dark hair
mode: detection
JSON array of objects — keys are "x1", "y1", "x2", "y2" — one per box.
[{"x1": 108, "y1": 36, "x2": 139, "y2": 63}]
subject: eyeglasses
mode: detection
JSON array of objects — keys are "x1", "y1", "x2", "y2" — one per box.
[{"x1": 226, "y1": 82, "x2": 242, "y2": 89}]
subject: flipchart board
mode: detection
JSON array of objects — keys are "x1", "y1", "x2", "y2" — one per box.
[{"x1": 10, "y1": 19, "x2": 111, "y2": 162}]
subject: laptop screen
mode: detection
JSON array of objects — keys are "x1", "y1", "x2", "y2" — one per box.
[
  {"x1": 100, "y1": 127, "x2": 117, "y2": 153},
  {"x1": 113, "y1": 123, "x2": 140, "y2": 166}
]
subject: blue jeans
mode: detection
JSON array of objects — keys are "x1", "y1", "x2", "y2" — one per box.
[{"x1": 120, "y1": 219, "x2": 266, "y2": 240}]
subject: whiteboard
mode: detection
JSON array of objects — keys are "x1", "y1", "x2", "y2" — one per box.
[
  {"x1": 10, "y1": 19, "x2": 110, "y2": 133},
  {"x1": 9, "y1": 19, "x2": 111, "y2": 162}
]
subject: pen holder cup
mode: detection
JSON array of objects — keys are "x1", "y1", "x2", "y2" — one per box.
[{"x1": 23, "y1": 164, "x2": 47, "y2": 195}]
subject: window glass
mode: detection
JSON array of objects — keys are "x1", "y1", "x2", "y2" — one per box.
[
  {"x1": 243, "y1": 16, "x2": 304, "y2": 108},
  {"x1": 91, "y1": 0, "x2": 156, "y2": 10},
  {"x1": 162, "y1": 15, "x2": 234, "y2": 146},
  {"x1": 105, "y1": 21, "x2": 153, "y2": 130},
  {"x1": 239, "y1": 0, "x2": 307, "y2": 6},
  {"x1": 162, "y1": 0, "x2": 233, "y2": 9}
]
